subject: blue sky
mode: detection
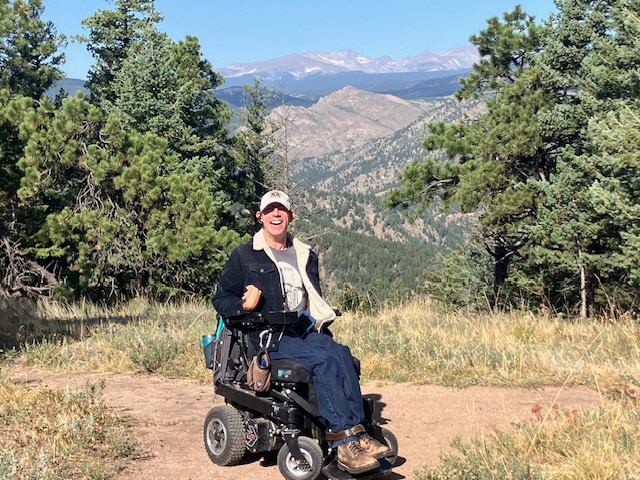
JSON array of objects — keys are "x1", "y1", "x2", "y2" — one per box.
[{"x1": 42, "y1": 0, "x2": 559, "y2": 79}]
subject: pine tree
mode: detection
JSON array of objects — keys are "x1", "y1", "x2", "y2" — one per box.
[
  {"x1": 528, "y1": 0, "x2": 640, "y2": 315},
  {"x1": 16, "y1": 94, "x2": 243, "y2": 298},
  {"x1": 385, "y1": 6, "x2": 550, "y2": 307},
  {"x1": 97, "y1": 20, "x2": 259, "y2": 236},
  {"x1": 386, "y1": 0, "x2": 640, "y2": 316},
  {"x1": 0, "y1": 0, "x2": 65, "y2": 98},
  {"x1": 0, "y1": 0, "x2": 65, "y2": 297},
  {"x1": 7, "y1": 0, "x2": 273, "y2": 299},
  {"x1": 81, "y1": 0, "x2": 160, "y2": 107},
  {"x1": 233, "y1": 78, "x2": 278, "y2": 195}
]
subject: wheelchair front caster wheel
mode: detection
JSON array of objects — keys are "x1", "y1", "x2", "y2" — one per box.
[
  {"x1": 277, "y1": 436, "x2": 323, "y2": 480},
  {"x1": 381, "y1": 426, "x2": 399, "y2": 466}
]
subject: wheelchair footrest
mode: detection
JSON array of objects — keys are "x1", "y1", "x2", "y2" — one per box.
[{"x1": 322, "y1": 456, "x2": 393, "y2": 480}]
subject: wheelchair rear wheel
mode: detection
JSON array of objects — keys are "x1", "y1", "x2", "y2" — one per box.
[
  {"x1": 203, "y1": 405, "x2": 246, "y2": 466},
  {"x1": 277, "y1": 436, "x2": 323, "y2": 480}
]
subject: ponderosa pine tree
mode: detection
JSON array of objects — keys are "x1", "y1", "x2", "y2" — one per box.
[
  {"x1": 385, "y1": 6, "x2": 550, "y2": 308},
  {"x1": 15, "y1": 93, "x2": 243, "y2": 299},
  {"x1": 0, "y1": 0, "x2": 65, "y2": 297}
]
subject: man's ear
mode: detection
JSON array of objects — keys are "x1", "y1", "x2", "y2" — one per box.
[
  {"x1": 256, "y1": 211, "x2": 263, "y2": 224},
  {"x1": 288, "y1": 210, "x2": 295, "y2": 222}
]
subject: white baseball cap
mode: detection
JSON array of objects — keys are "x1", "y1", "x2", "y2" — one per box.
[{"x1": 259, "y1": 190, "x2": 291, "y2": 212}]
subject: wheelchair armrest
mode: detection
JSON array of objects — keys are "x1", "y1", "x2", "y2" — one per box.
[
  {"x1": 223, "y1": 312, "x2": 267, "y2": 329},
  {"x1": 223, "y1": 310, "x2": 299, "y2": 329},
  {"x1": 265, "y1": 310, "x2": 299, "y2": 325}
]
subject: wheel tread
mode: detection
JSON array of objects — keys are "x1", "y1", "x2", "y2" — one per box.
[
  {"x1": 276, "y1": 436, "x2": 323, "y2": 480},
  {"x1": 203, "y1": 405, "x2": 246, "y2": 466}
]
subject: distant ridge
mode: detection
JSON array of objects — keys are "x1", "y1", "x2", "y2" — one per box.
[
  {"x1": 46, "y1": 77, "x2": 88, "y2": 98},
  {"x1": 220, "y1": 45, "x2": 479, "y2": 79},
  {"x1": 215, "y1": 46, "x2": 476, "y2": 104}
]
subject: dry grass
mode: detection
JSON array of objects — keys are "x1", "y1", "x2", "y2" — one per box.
[
  {"x1": 415, "y1": 394, "x2": 639, "y2": 479},
  {"x1": 5, "y1": 298, "x2": 640, "y2": 479},
  {"x1": 18, "y1": 299, "x2": 215, "y2": 381},
  {"x1": 331, "y1": 301, "x2": 640, "y2": 390},
  {"x1": 0, "y1": 370, "x2": 137, "y2": 479},
  {"x1": 11, "y1": 298, "x2": 640, "y2": 391}
]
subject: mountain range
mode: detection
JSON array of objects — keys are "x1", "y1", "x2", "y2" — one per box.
[
  {"x1": 216, "y1": 45, "x2": 478, "y2": 105},
  {"x1": 50, "y1": 45, "x2": 478, "y2": 106},
  {"x1": 219, "y1": 45, "x2": 479, "y2": 80}
]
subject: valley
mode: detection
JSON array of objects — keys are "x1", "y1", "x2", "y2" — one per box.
[{"x1": 266, "y1": 86, "x2": 480, "y2": 300}]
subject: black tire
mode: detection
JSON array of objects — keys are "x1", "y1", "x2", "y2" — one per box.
[
  {"x1": 203, "y1": 405, "x2": 246, "y2": 466},
  {"x1": 381, "y1": 427, "x2": 399, "y2": 466},
  {"x1": 277, "y1": 436, "x2": 323, "y2": 480}
]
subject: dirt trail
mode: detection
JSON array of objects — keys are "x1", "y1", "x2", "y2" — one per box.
[{"x1": 8, "y1": 365, "x2": 605, "y2": 480}]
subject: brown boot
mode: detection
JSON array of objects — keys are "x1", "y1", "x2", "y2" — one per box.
[
  {"x1": 359, "y1": 433, "x2": 393, "y2": 459},
  {"x1": 337, "y1": 440, "x2": 380, "y2": 474}
]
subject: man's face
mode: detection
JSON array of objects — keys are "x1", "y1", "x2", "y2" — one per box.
[{"x1": 259, "y1": 203, "x2": 292, "y2": 239}]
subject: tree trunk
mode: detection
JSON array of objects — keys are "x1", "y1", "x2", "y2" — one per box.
[
  {"x1": 578, "y1": 248, "x2": 590, "y2": 318},
  {"x1": 492, "y1": 244, "x2": 509, "y2": 308},
  {"x1": 139, "y1": 269, "x2": 150, "y2": 299}
]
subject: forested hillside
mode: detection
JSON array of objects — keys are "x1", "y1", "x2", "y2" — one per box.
[
  {"x1": 289, "y1": 189, "x2": 472, "y2": 303},
  {"x1": 263, "y1": 92, "x2": 479, "y2": 303}
]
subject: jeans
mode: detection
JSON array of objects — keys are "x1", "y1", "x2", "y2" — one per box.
[{"x1": 269, "y1": 331, "x2": 365, "y2": 432}]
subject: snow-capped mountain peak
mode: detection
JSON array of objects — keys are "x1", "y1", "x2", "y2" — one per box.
[{"x1": 219, "y1": 45, "x2": 479, "y2": 79}]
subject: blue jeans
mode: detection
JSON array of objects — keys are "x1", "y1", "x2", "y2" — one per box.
[{"x1": 269, "y1": 331, "x2": 365, "y2": 432}]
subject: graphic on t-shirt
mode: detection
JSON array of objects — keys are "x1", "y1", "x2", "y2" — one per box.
[{"x1": 272, "y1": 248, "x2": 307, "y2": 312}]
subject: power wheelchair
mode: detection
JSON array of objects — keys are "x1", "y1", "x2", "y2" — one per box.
[{"x1": 202, "y1": 310, "x2": 398, "y2": 480}]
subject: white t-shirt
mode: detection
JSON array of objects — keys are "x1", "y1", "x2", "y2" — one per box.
[{"x1": 271, "y1": 247, "x2": 308, "y2": 312}]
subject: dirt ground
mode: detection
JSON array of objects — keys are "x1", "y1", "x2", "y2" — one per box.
[{"x1": 8, "y1": 365, "x2": 605, "y2": 480}]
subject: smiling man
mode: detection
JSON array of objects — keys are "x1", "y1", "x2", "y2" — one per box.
[{"x1": 212, "y1": 190, "x2": 391, "y2": 474}]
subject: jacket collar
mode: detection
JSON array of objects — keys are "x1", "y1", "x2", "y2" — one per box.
[
  {"x1": 253, "y1": 228, "x2": 310, "y2": 252},
  {"x1": 252, "y1": 228, "x2": 336, "y2": 326}
]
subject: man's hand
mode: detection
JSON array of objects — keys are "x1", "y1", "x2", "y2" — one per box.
[{"x1": 242, "y1": 285, "x2": 262, "y2": 311}]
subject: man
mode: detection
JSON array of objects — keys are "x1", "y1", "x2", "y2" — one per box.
[{"x1": 213, "y1": 190, "x2": 391, "y2": 474}]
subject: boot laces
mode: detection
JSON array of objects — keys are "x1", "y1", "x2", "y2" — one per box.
[
  {"x1": 347, "y1": 440, "x2": 366, "y2": 455},
  {"x1": 360, "y1": 434, "x2": 372, "y2": 446}
]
